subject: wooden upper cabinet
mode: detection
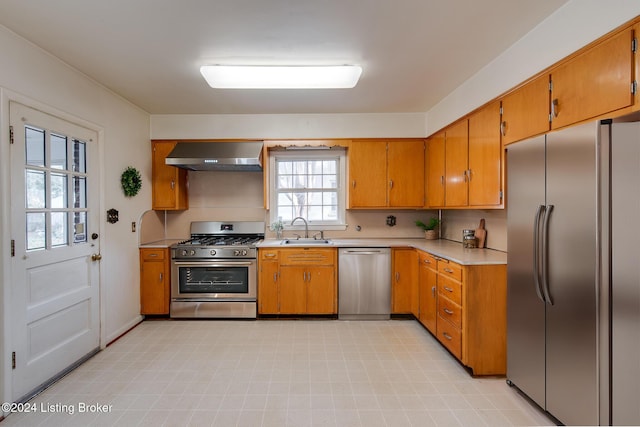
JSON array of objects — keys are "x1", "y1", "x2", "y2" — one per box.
[
  {"x1": 634, "y1": 23, "x2": 640, "y2": 112},
  {"x1": 388, "y1": 140, "x2": 425, "y2": 207},
  {"x1": 501, "y1": 74, "x2": 550, "y2": 145},
  {"x1": 348, "y1": 140, "x2": 387, "y2": 208},
  {"x1": 348, "y1": 139, "x2": 424, "y2": 208},
  {"x1": 445, "y1": 120, "x2": 469, "y2": 207},
  {"x1": 468, "y1": 101, "x2": 502, "y2": 207},
  {"x1": 551, "y1": 28, "x2": 634, "y2": 129},
  {"x1": 151, "y1": 140, "x2": 188, "y2": 210},
  {"x1": 425, "y1": 132, "x2": 445, "y2": 208}
]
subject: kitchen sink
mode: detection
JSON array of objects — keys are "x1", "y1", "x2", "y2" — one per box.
[{"x1": 280, "y1": 238, "x2": 333, "y2": 246}]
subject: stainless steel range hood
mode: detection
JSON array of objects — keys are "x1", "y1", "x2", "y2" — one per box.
[{"x1": 165, "y1": 141, "x2": 263, "y2": 171}]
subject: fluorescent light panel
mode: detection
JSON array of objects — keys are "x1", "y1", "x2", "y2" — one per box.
[{"x1": 200, "y1": 65, "x2": 362, "y2": 89}]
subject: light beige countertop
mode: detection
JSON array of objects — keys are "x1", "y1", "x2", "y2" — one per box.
[
  {"x1": 139, "y1": 239, "x2": 184, "y2": 248},
  {"x1": 257, "y1": 238, "x2": 507, "y2": 265}
]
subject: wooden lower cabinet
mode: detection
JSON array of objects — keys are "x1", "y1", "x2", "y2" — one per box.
[
  {"x1": 391, "y1": 248, "x2": 418, "y2": 315},
  {"x1": 416, "y1": 249, "x2": 507, "y2": 376},
  {"x1": 139, "y1": 248, "x2": 170, "y2": 315},
  {"x1": 258, "y1": 248, "x2": 337, "y2": 315}
]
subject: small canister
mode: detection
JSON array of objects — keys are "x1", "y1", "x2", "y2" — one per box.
[{"x1": 463, "y1": 229, "x2": 477, "y2": 248}]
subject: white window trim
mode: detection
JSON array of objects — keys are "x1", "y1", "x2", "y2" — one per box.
[{"x1": 268, "y1": 148, "x2": 347, "y2": 231}]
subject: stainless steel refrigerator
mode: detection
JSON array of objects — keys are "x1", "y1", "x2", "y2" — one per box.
[{"x1": 507, "y1": 118, "x2": 640, "y2": 426}]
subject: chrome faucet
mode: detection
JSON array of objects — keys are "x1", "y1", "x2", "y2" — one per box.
[{"x1": 291, "y1": 216, "x2": 309, "y2": 239}]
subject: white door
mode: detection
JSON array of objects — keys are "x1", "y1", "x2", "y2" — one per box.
[{"x1": 9, "y1": 102, "x2": 101, "y2": 401}]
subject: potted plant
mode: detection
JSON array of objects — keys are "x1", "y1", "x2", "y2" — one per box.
[{"x1": 415, "y1": 218, "x2": 440, "y2": 240}]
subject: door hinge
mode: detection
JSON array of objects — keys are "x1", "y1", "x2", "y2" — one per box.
[
  {"x1": 499, "y1": 106, "x2": 503, "y2": 115},
  {"x1": 9, "y1": 125, "x2": 14, "y2": 144},
  {"x1": 549, "y1": 80, "x2": 553, "y2": 92},
  {"x1": 632, "y1": 81, "x2": 637, "y2": 95},
  {"x1": 632, "y1": 37, "x2": 637, "y2": 53},
  {"x1": 11, "y1": 239, "x2": 15, "y2": 257},
  {"x1": 12, "y1": 352, "x2": 16, "y2": 369}
]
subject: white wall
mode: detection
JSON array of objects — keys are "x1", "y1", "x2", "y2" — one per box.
[
  {"x1": 426, "y1": 0, "x2": 640, "y2": 134},
  {"x1": 0, "y1": 25, "x2": 150, "y2": 404}
]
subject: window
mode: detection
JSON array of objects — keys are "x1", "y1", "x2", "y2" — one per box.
[{"x1": 269, "y1": 148, "x2": 346, "y2": 229}]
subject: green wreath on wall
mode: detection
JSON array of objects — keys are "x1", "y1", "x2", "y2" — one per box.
[{"x1": 121, "y1": 166, "x2": 142, "y2": 197}]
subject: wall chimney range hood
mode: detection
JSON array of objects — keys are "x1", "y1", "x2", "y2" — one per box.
[{"x1": 165, "y1": 141, "x2": 263, "y2": 171}]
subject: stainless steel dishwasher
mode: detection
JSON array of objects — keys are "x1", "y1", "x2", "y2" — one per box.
[{"x1": 338, "y1": 248, "x2": 391, "y2": 320}]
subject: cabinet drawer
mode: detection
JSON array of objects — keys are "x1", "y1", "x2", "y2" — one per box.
[
  {"x1": 260, "y1": 249, "x2": 279, "y2": 260},
  {"x1": 280, "y1": 248, "x2": 336, "y2": 266},
  {"x1": 418, "y1": 252, "x2": 438, "y2": 270},
  {"x1": 438, "y1": 260, "x2": 462, "y2": 281},
  {"x1": 438, "y1": 275, "x2": 462, "y2": 305},
  {"x1": 437, "y1": 316, "x2": 462, "y2": 359},
  {"x1": 140, "y1": 248, "x2": 166, "y2": 261},
  {"x1": 438, "y1": 296, "x2": 462, "y2": 328}
]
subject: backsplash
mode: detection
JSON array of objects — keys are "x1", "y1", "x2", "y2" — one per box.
[{"x1": 440, "y1": 209, "x2": 507, "y2": 252}]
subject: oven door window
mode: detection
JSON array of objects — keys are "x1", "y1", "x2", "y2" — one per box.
[{"x1": 178, "y1": 266, "x2": 248, "y2": 294}]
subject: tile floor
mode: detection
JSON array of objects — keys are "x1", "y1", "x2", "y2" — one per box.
[{"x1": 2, "y1": 319, "x2": 555, "y2": 426}]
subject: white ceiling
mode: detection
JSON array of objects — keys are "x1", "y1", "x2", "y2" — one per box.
[{"x1": 0, "y1": 0, "x2": 569, "y2": 115}]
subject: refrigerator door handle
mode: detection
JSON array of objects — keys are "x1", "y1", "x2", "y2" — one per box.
[
  {"x1": 541, "y1": 204, "x2": 554, "y2": 305},
  {"x1": 533, "y1": 205, "x2": 546, "y2": 303}
]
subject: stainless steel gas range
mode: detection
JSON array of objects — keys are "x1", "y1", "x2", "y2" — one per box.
[{"x1": 170, "y1": 221, "x2": 264, "y2": 319}]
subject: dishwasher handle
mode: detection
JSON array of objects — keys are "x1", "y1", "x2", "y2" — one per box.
[{"x1": 341, "y1": 249, "x2": 389, "y2": 255}]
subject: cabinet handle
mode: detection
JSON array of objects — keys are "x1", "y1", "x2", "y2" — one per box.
[
  {"x1": 148, "y1": 253, "x2": 158, "y2": 257},
  {"x1": 170, "y1": 180, "x2": 175, "y2": 190},
  {"x1": 467, "y1": 169, "x2": 472, "y2": 181},
  {"x1": 352, "y1": 180, "x2": 356, "y2": 188},
  {"x1": 552, "y1": 98, "x2": 559, "y2": 118},
  {"x1": 159, "y1": 273, "x2": 163, "y2": 282},
  {"x1": 264, "y1": 253, "x2": 276, "y2": 258},
  {"x1": 307, "y1": 272, "x2": 312, "y2": 283},
  {"x1": 500, "y1": 121, "x2": 507, "y2": 136},
  {"x1": 442, "y1": 332, "x2": 453, "y2": 341},
  {"x1": 463, "y1": 170, "x2": 468, "y2": 183},
  {"x1": 389, "y1": 180, "x2": 394, "y2": 189},
  {"x1": 443, "y1": 268, "x2": 453, "y2": 274},
  {"x1": 444, "y1": 286, "x2": 453, "y2": 292},
  {"x1": 395, "y1": 272, "x2": 400, "y2": 282},
  {"x1": 431, "y1": 286, "x2": 436, "y2": 297},
  {"x1": 443, "y1": 308, "x2": 454, "y2": 315},
  {"x1": 424, "y1": 259, "x2": 431, "y2": 264},
  {"x1": 440, "y1": 175, "x2": 445, "y2": 186},
  {"x1": 273, "y1": 272, "x2": 278, "y2": 282}
]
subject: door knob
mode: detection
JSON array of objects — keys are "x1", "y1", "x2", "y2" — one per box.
[{"x1": 91, "y1": 253, "x2": 102, "y2": 261}]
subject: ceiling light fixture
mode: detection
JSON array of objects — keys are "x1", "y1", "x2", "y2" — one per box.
[{"x1": 199, "y1": 65, "x2": 363, "y2": 89}]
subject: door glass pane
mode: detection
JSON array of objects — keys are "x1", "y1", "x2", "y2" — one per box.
[
  {"x1": 73, "y1": 212, "x2": 87, "y2": 243},
  {"x1": 50, "y1": 134, "x2": 67, "y2": 170},
  {"x1": 25, "y1": 126, "x2": 45, "y2": 167},
  {"x1": 26, "y1": 212, "x2": 46, "y2": 250},
  {"x1": 50, "y1": 173, "x2": 67, "y2": 209},
  {"x1": 51, "y1": 212, "x2": 68, "y2": 247},
  {"x1": 73, "y1": 176, "x2": 86, "y2": 208},
  {"x1": 73, "y1": 140, "x2": 86, "y2": 173},
  {"x1": 26, "y1": 170, "x2": 46, "y2": 209}
]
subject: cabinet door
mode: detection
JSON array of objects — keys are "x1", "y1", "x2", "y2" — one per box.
[
  {"x1": 392, "y1": 249, "x2": 417, "y2": 314},
  {"x1": 348, "y1": 140, "x2": 387, "y2": 208},
  {"x1": 152, "y1": 140, "x2": 188, "y2": 210},
  {"x1": 258, "y1": 260, "x2": 279, "y2": 314},
  {"x1": 139, "y1": 249, "x2": 169, "y2": 315},
  {"x1": 418, "y1": 254, "x2": 437, "y2": 333},
  {"x1": 387, "y1": 140, "x2": 425, "y2": 207},
  {"x1": 501, "y1": 75, "x2": 550, "y2": 145},
  {"x1": 468, "y1": 101, "x2": 502, "y2": 207},
  {"x1": 279, "y1": 266, "x2": 307, "y2": 313},
  {"x1": 425, "y1": 132, "x2": 445, "y2": 207},
  {"x1": 635, "y1": 23, "x2": 640, "y2": 113},
  {"x1": 306, "y1": 266, "x2": 336, "y2": 314},
  {"x1": 445, "y1": 120, "x2": 469, "y2": 207},
  {"x1": 551, "y1": 28, "x2": 633, "y2": 129}
]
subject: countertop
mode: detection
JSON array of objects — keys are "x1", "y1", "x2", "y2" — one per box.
[
  {"x1": 257, "y1": 238, "x2": 507, "y2": 265},
  {"x1": 139, "y1": 239, "x2": 183, "y2": 248}
]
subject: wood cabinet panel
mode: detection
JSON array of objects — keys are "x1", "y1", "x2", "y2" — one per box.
[
  {"x1": 279, "y1": 266, "x2": 308, "y2": 314},
  {"x1": 139, "y1": 248, "x2": 170, "y2": 315},
  {"x1": 501, "y1": 75, "x2": 550, "y2": 145},
  {"x1": 306, "y1": 266, "x2": 336, "y2": 314},
  {"x1": 392, "y1": 248, "x2": 418, "y2": 315},
  {"x1": 258, "y1": 259, "x2": 279, "y2": 314},
  {"x1": 425, "y1": 132, "x2": 445, "y2": 208},
  {"x1": 151, "y1": 140, "x2": 188, "y2": 210},
  {"x1": 348, "y1": 140, "x2": 387, "y2": 208},
  {"x1": 418, "y1": 253, "x2": 437, "y2": 333},
  {"x1": 436, "y1": 314, "x2": 462, "y2": 360},
  {"x1": 468, "y1": 101, "x2": 503, "y2": 207},
  {"x1": 444, "y1": 120, "x2": 469, "y2": 207},
  {"x1": 437, "y1": 295, "x2": 462, "y2": 328},
  {"x1": 551, "y1": 28, "x2": 634, "y2": 129},
  {"x1": 388, "y1": 140, "x2": 425, "y2": 207}
]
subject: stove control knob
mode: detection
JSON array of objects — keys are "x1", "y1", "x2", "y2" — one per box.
[
  {"x1": 234, "y1": 250, "x2": 240, "y2": 256},
  {"x1": 181, "y1": 249, "x2": 188, "y2": 257},
  {"x1": 210, "y1": 249, "x2": 217, "y2": 256},
  {"x1": 189, "y1": 250, "x2": 196, "y2": 256}
]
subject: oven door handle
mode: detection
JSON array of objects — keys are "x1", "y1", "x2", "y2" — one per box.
[{"x1": 172, "y1": 261, "x2": 254, "y2": 267}]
